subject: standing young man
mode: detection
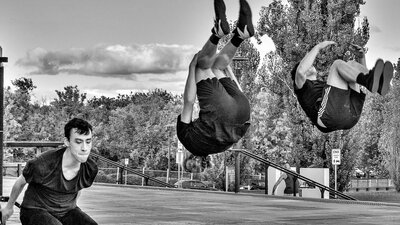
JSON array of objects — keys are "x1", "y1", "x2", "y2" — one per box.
[
  {"x1": 177, "y1": 0, "x2": 254, "y2": 172},
  {"x1": 292, "y1": 41, "x2": 394, "y2": 132},
  {"x1": 272, "y1": 162, "x2": 300, "y2": 197},
  {"x1": 1, "y1": 118, "x2": 98, "y2": 225}
]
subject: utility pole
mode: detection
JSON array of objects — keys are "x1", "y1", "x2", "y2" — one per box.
[{"x1": 0, "y1": 46, "x2": 9, "y2": 196}]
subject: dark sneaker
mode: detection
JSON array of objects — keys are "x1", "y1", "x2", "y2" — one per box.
[
  {"x1": 233, "y1": 0, "x2": 254, "y2": 39},
  {"x1": 368, "y1": 59, "x2": 384, "y2": 93},
  {"x1": 212, "y1": 0, "x2": 230, "y2": 37},
  {"x1": 378, "y1": 61, "x2": 394, "y2": 96}
]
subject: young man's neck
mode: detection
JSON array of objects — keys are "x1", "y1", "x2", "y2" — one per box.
[{"x1": 63, "y1": 149, "x2": 81, "y2": 169}]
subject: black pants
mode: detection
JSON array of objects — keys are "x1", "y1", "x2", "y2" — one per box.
[{"x1": 20, "y1": 207, "x2": 97, "y2": 225}]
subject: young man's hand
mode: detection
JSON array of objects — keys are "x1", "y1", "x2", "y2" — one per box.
[
  {"x1": 1, "y1": 205, "x2": 14, "y2": 224},
  {"x1": 350, "y1": 43, "x2": 366, "y2": 58}
]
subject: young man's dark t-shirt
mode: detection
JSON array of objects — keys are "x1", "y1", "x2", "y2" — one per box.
[
  {"x1": 177, "y1": 77, "x2": 250, "y2": 156},
  {"x1": 21, "y1": 148, "x2": 98, "y2": 218},
  {"x1": 293, "y1": 79, "x2": 333, "y2": 133}
]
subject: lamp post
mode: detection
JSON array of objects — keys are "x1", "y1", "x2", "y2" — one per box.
[
  {"x1": 0, "y1": 46, "x2": 8, "y2": 196},
  {"x1": 165, "y1": 124, "x2": 175, "y2": 183}
]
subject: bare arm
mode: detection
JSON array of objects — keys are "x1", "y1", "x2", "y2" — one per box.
[
  {"x1": 272, "y1": 173, "x2": 287, "y2": 195},
  {"x1": 1, "y1": 175, "x2": 27, "y2": 222},
  {"x1": 180, "y1": 54, "x2": 198, "y2": 124},
  {"x1": 295, "y1": 41, "x2": 336, "y2": 89}
]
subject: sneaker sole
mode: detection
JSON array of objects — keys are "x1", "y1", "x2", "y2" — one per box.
[
  {"x1": 371, "y1": 59, "x2": 384, "y2": 93},
  {"x1": 214, "y1": 0, "x2": 230, "y2": 35},
  {"x1": 380, "y1": 61, "x2": 394, "y2": 96},
  {"x1": 238, "y1": 0, "x2": 254, "y2": 37}
]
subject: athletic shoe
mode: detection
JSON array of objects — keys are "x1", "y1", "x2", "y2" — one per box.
[
  {"x1": 367, "y1": 59, "x2": 384, "y2": 93},
  {"x1": 233, "y1": 0, "x2": 254, "y2": 39},
  {"x1": 377, "y1": 61, "x2": 394, "y2": 95},
  {"x1": 212, "y1": 0, "x2": 230, "y2": 38}
]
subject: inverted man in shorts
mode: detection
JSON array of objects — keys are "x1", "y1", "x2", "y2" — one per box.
[
  {"x1": 176, "y1": 0, "x2": 254, "y2": 172},
  {"x1": 292, "y1": 41, "x2": 394, "y2": 133}
]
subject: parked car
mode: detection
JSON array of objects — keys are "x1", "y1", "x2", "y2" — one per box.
[
  {"x1": 354, "y1": 168, "x2": 366, "y2": 178},
  {"x1": 240, "y1": 182, "x2": 265, "y2": 190},
  {"x1": 174, "y1": 180, "x2": 218, "y2": 191},
  {"x1": 367, "y1": 170, "x2": 377, "y2": 178}
]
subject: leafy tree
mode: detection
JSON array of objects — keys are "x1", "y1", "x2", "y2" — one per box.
[
  {"x1": 51, "y1": 85, "x2": 87, "y2": 119},
  {"x1": 380, "y1": 59, "x2": 400, "y2": 191}
]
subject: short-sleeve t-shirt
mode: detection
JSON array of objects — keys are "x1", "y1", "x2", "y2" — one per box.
[
  {"x1": 176, "y1": 77, "x2": 250, "y2": 156},
  {"x1": 294, "y1": 79, "x2": 333, "y2": 133},
  {"x1": 21, "y1": 148, "x2": 98, "y2": 218},
  {"x1": 284, "y1": 173, "x2": 300, "y2": 194},
  {"x1": 176, "y1": 115, "x2": 250, "y2": 156}
]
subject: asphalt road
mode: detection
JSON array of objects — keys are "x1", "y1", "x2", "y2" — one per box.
[{"x1": 1, "y1": 177, "x2": 400, "y2": 225}]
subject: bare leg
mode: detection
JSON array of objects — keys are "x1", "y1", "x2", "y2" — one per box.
[
  {"x1": 212, "y1": 42, "x2": 239, "y2": 79},
  {"x1": 211, "y1": 0, "x2": 254, "y2": 82},
  {"x1": 195, "y1": 40, "x2": 219, "y2": 83},
  {"x1": 195, "y1": 0, "x2": 230, "y2": 83},
  {"x1": 326, "y1": 59, "x2": 368, "y2": 92}
]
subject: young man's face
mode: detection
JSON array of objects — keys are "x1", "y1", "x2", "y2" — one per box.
[
  {"x1": 65, "y1": 128, "x2": 93, "y2": 163},
  {"x1": 185, "y1": 158, "x2": 202, "y2": 173}
]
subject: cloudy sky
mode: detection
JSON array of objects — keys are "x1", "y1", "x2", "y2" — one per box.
[{"x1": 1, "y1": 0, "x2": 399, "y2": 102}]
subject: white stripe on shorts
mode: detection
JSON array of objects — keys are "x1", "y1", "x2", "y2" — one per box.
[{"x1": 318, "y1": 86, "x2": 331, "y2": 118}]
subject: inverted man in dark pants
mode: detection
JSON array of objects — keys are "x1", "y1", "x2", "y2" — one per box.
[{"x1": 1, "y1": 118, "x2": 98, "y2": 225}]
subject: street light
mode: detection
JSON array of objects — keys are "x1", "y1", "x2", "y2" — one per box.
[
  {"x1": 0, "y1": 46, "x2": 8, "y2": 196},
  {"x1": 165, "y1": 124, "x2": 175, "y2": 183}
]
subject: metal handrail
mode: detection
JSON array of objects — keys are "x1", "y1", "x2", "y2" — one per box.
[{"x1": 231, "y1": 149, "x2": 356, "y2": 201}]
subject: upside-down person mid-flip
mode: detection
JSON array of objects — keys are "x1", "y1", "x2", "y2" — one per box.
[
  {"x1": 292, "y1": 41, "x2": 394, "y2": 133},
  {"x1": 176, "y1": 0, "x2": 254, "y2": 172}
]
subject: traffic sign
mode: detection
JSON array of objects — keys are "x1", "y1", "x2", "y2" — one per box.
[
  {"x1": 177, "y1": 140, "x2": 183, "y2": 152},
  {"x1": 124, "y1": 158, "x2": 129, "y2": 165},
  {"x1": 332, "y1": 149, "x2": 341, "y2": 165}
]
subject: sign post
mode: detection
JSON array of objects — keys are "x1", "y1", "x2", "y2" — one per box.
[
  {"x1": 332, "y1": 149, "x2": 341, "y2": 193},
  {"x1": 177, "y1": 140, "x2": 183, "y2": 180},
  {"x1": 124, "y1": 158, "x2": 129, "y2": 185}
]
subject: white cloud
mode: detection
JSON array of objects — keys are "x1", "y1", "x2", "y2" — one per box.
[{"x1": 16, "y1": 44, "x2": 198, "y2": 77}]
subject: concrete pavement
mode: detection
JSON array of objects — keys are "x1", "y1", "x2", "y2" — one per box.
[{"x1": 1, "y1": 176, "x2": 400, "y2": 225}]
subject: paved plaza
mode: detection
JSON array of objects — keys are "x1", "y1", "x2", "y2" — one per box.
[{"x1": 1, "y1": 176, "x2": 400, "y2": 225}]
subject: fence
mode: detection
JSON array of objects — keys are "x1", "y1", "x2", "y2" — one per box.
[
  {"x1": 95, "y1": 167, "x2": 194, "y2": 186},
  {"x1": 349, "y1": 178, "x2": 394, "y2": 191}
]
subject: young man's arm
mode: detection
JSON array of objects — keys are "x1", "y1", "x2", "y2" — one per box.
[
  {"x1": 1, "y1": 175, "x2": 27, "y2": 222},
  {"x1": 350, "y1": 43, "x2": 366, "y2": 67},
  {"x1": 272, "y1": 173, "x2": 287, "y2": 195},
  {"x1": 295, "y1": 41, "x2": 336, "y2": 88},
  {"x1": 180, "y1": 54, "x2": 198, "y2": 124}
]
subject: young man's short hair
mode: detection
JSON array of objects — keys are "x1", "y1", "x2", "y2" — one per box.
[{"x1": 64, "y1": 118, "x2": 93, "y2": 141}]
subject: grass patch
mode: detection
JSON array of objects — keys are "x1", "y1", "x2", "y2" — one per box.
[{"x1": 346, "y1": 191, "x2": 400, "y2": 203}]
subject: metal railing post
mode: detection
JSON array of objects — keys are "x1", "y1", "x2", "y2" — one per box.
[
  {"x1": 265, "y1": 165, "x2": 269, "y2": 195},
  {"x1": 235, "y1": 152, "x2": 240, "y2": 193}
]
